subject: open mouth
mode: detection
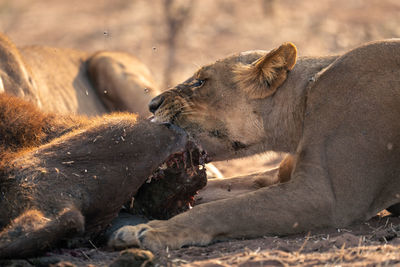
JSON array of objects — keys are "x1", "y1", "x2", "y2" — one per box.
[{"x1": 129, "y1": 140, "x2": 209, "y2": 219}]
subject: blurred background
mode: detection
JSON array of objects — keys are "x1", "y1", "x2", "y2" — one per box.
[
  {"x1": 0, "y1": 0, "x2": 399, "y2": 176},
  {"x1": 1, "y1": 0, "x2": 399, "y2": 87}
]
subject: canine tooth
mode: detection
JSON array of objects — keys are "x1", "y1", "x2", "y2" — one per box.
[
  {"x1": 159, "y1": 163, "x2": 168, "y2": 170},
  {"x1": 130, "y1": 197, "x2": 134, "y2": 208}
]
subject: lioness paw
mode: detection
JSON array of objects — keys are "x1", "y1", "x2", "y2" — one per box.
[
  {"x1": 108, "y1": 222, "x2": 212, "y2": 251},
  {"x1": 108, "y1": 224, "x2": 149, "y2": 249},
  {"x1": 108, "y1": 224, "x2": 172, "y2": 251}
]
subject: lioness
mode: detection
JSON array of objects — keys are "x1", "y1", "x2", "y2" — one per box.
[
  {"x1": 0, "y1": 93, "x2": 189, "y2": 259},
  {"x1": 0, "y1": 33, "x2": 158, "y2": 116},
  {"x1": 109, "y1": 40, "x2": 400, "y2": 251}
]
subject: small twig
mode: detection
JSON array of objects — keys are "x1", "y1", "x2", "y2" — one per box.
[
  {"x1": 384, "y1": 217, "x2": 390, "y2": 228},
  {"x1": 88, "y1": 239, "x2": 102, "y2": 253},
  {"x1": 357, "y1": 236, "x2": 363, "y2": 256},
  {"x1": 297, "y1": 231, "x2": 311, "y2": 254},
  {"x1": 80, "y1": 249, "x2": 91, "y2": 261}
]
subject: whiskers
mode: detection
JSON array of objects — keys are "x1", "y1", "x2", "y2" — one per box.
[
  {"x1": 153, "y1": 96, "x2": 210, "y2": 124},
  {"x1": 177, "y1": 101, "x2": 209, "y2": 119}
]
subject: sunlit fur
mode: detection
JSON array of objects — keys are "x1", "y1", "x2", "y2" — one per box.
[
  {"x1": 233, "y1": 42, "x2": 297, "y2": 99},
  {"x1": 0, "y1": 32, "x2": 158, "y2": 117}
]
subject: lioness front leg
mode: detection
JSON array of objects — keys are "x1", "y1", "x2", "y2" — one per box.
[
  {"x1": 195, "y1": 167, "x2": 279, "y2": 204},
  {"x1": 109, "y1": 158, "x2": 336, "y2": 251},
  {"x1": 195, "y1": 154, "x2": 294, "y2": 205}
]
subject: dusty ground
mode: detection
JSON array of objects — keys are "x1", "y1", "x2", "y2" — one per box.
[
  {"x1": 1, "y1": 0, "x2": 400, "y2": 266},
  {"x1": 2, "y1": 213, "x2": 400, "y2": 266}
]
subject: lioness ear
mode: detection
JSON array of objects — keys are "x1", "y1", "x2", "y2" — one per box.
[{"x1": 234, "y1": 42, "x2": 297, "y2": 99}]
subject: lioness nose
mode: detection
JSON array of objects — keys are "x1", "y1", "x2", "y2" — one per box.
[{"x1": 149, "y1": 95, "x2": 165, "y2": 113}]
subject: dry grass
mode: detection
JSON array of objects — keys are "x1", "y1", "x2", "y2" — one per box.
[{"x1": 187, "y1": 245, "x2": 400, "y2": 267}]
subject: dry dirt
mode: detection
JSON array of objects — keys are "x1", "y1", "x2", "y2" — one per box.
[
  {"x1": 2, "y1": 212, "x2": 400, "y2": 266},
  {"x1": 1, "y1": 0, "x2": 400, "y2": 266}
]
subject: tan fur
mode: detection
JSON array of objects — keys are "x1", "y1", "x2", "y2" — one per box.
[
  {"x1": 277, "y1": 154, "x2": 294, "y2": 183},
  {"x1": 109, "y1": 39, "x2": 400, "y2": 251},
  {"x1": 0, "y1": 93, "x2": 187, "y2": 258},
  {"x1": 234, "y1": 42, "x2": 297, "y2": 99},
  {"x1": 0, "y1": 33, "x2": 159, "y2": 117}
]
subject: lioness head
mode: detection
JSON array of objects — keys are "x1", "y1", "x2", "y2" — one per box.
[{"x1": 150, "y1": 43, "x2": 297, "y2": 161}]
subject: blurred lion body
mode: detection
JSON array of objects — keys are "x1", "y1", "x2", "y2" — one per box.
[{"x1": 0, "y1": 32, "x2": 159, "y2": 117}]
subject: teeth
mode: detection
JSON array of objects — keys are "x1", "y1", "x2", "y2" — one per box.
[{"x1": 159, "y1": 163, "x2": 168, "y2": 170}]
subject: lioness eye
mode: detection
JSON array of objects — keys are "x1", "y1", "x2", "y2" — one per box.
[{"x1": 193, "y1": 79, "x2": 205, "y2": 87}]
